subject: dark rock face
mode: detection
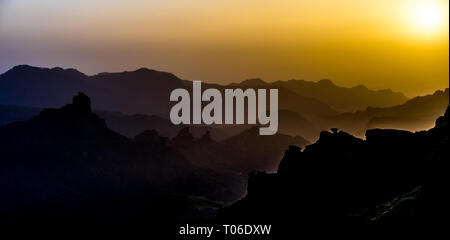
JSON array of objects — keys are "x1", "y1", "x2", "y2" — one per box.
[
  {"x1": 219, "y1": 106, "x2": 449, "y2": 234},
  {"x1": 0, "y1": 94, "x2": 245, "y2": 225}
]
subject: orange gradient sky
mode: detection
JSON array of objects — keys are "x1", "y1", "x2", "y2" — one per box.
[{"x1": 0, "y1": 0, "x2": 448, "y2": 96}]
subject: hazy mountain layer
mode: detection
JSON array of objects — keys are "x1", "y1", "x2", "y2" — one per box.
[
  {"x1": 272, "y1": 79, "x2": 408, "y2": 112},
  {"x1": 0, "y1": 105, "x2": 248, "y2": 141},
  {"x1": 170, "y1": 127, "x2": 309, "y2": 173},
  {"x1": 330, "y1": 88, "x2": 449, "y2": 137},
  {"x1": 1, "y1": 65, "x2": 408, "y2": 119}
]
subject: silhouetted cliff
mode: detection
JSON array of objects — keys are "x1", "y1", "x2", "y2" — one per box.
[{"x1": 219, "y1": 105, "x2": 449, "y2": 235}]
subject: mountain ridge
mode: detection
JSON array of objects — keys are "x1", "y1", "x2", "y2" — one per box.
[
  {"x1": 1, "y1": 65, "x2": 409, "y2": 116},
  {"x1": 271, "y1": 78, "x2": 408, "y2": 112},
  {"x1": 330, "y1": 88, "x2": 449, "y2": 137}
]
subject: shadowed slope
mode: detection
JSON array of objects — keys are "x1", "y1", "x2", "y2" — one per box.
[
  {"x1": 0, "y1": 93, "x2": 246, "y2": 224},
  {"x1": 219, "y1": 105, "x2": 449, "y2": 235}
]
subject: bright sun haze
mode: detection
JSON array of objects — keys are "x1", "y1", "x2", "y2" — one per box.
[
  {"x1": 0, "y1": 0, "x2": 448, "y2": 96},
  {"x1": 409, "y1": 1, "x2": 446, "y2": 32}
]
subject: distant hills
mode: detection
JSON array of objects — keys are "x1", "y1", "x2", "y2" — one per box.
[
  {"x1": 0, "y1": 64, "x2": 448, "y2": 229},
  {"x1": 0, "y1": 65, "x2": 447, "y2": 142},
  {"x1": 96, "y1": 111, "x2": 246, "y2": 141},
  {"x1": 0, "y1": 104, "x2": 243, "y2": 140},
  {"x1": 331, "y1": 88, "x2": 449, "y2": 137},
  {"x1": 0, "y1": 65, "x2": 406, "y2": 117},
  {"x1": 234, "y1": 78, "x2": 408, "y2": 112},
  {"x1": 0, "y1": 65, "x2": 187, "y2": 116},
  {"x1": 169, "y1": 126, "x2": 309, "y2": 173}
]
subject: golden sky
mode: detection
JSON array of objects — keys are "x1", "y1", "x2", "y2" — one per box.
[{"x1": 0, "y1": 0, "x2": 448, "y2": 96}]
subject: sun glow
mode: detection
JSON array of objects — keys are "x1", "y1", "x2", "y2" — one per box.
[{"x1": 410, "y1": 1, "x2": 446, "y2": 32}]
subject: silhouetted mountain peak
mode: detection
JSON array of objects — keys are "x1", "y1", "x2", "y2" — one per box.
[
  {"x1": 434, "y1": 88, "x2": 449, "y2": 95},
  {"x1": 91, "y1": 67, "x2": 182, "y2": 86},
  {"x1": 352, "y1": 84, "x2": 369, "y2": 91},
  {"x1": 8, "y1": 64, "x2": 38, "y2": 72},
  {"x1": 239, "y1": 78, "x2": 267, "y2": 86},
  {"x1": 3, "y1": 65, "x2": 86, "y2": 79},
  {"x1": 6, "y1": 65, "x2": 47, "y2": 74},
  {"x1": 173, "y1": 127, "x2": 194, "y2": 142},
  {"x1": 317, "y1": 79, "x2": 335, "y2": 86},
  {"x1": 269, "y1": 78, "x2": 409, "y2": 112},
  {"x1": 134, "y1": 67, "x2": 157, "y2": 73},
  {"x1": 0, "y1": 93, "x2": 126, "y2": 144},
  {"x1": 1, "y1": 64, "x2": 413, "y2": 117},
  {"x1": 330, "y1": 128, "x2": 339, "y2": 134},
  {"x1": 127, "y1": 67, "x2": 180, "y2": 79},
  {"x1": 38, "y1": 92, "x2": 93, "y2": 120},
  {"x1": 310, "y1": 129, "x2": 363, "y2": 151},
  {"x1": 72, "y1": 92, "x2": 91, "y2": 114}
]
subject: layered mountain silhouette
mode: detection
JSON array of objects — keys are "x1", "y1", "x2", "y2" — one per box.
[
  {"x1": 169, "y1": 127, "x2": 309, "y2": 173},
  {"x1": 331, "y1": 88, "x2": 449, "y2": 137},
  {"x1": 0, "y1": 65, "x2": 186, "y2": 116},
  {"x1": 2, "y1": 65, "x2": 443, "y2": 144},
  {"x1": 231, "y1": 78, "x2": 408, "y2": 112},
  {"x1": 0, "y1": 105, "x2": 247, "y2": 141},
  {"x1": 0, "y1": 65, "x2": 407, "y2": 118},
  {"x1": 218, "y1": 106, "x2": 449, "y2": 236},
  {"x1": 1, "y1": 88, "x2": 445, "y2": 143},
  {"x1": 0, "y1": 92, "x2": 312, "y2": 226},
  {"x1": 0, "y1": 68, "x2": 448, "y2": 236},
  {"x1": 277, "y1": 109, "x2": 320, "y2": 141},
  {"x1": 270, "y1": 78, "x2": 408, "y2": 112},
  {"x1": 0, "y1": 93, "x2": 248, "y2": 225},
  {"x1": 222, "y1": 127, "x2": 309, "y2": 172},
  {"x1": 96, "y1": 111, "x2": 248, "y2": 141}
]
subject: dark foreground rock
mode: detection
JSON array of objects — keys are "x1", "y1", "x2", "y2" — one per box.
[{"x1": 218, "y1": 106, "x2": 449, "y2": 236}]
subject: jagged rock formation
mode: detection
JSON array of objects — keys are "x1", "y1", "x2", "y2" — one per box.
[
  {"x1": 0, "y1": 93, "x2": 245, "y2": 225},
  {"x1": 169, "y1": 126, "x2": 309, "y2": 173},
  {"x1": 219, "y1": 106, "x2": 449, "y2": 234}
]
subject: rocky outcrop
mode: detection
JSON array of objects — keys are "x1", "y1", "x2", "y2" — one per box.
[
  {"x1": 219, "y1": 106, "x2": 450, "y2": 232},
  {"x1": 0, "y1": 93, "x2": 246, "y2": 224}
]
